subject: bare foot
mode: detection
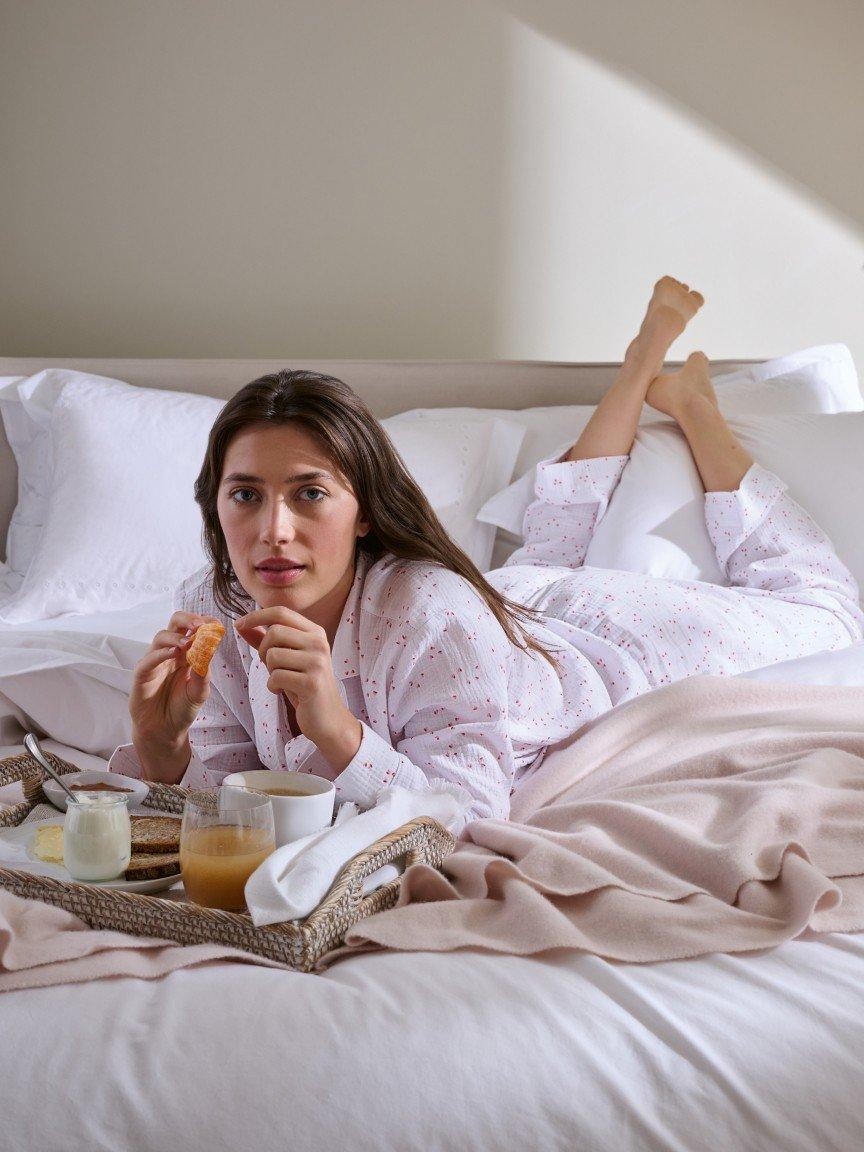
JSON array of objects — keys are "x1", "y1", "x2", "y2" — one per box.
[
  {"x1": 624, "y1": 277, "x2": 705, "y2": 381},
  {"x1": 645, "y1": 351, "x2": 717, "y2": 420}
]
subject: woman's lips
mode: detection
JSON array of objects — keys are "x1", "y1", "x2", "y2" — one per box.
[{"x1": 255, "y1": 565, "x2": 306, "y2": 586}]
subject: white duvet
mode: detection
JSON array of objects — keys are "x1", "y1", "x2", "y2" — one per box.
[
  {"x1": 1, "y1": 933, "x2": 862, "y2": 1152},
  {"x1": 2, "y1": 601, "x2": 864, "y2": 1151}
]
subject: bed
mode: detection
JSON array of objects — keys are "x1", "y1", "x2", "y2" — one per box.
[{"x1": 1, "y1": 354, "x2": 863, "y2": 1152}]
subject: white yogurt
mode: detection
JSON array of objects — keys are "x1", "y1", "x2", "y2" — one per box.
[{"x1": 63, "y1": 793, "x2": 132, "y2": 881}]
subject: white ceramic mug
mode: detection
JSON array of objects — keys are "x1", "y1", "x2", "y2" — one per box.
[{"x1": 221, "y1": 770, "x2": 335, "y2": 847}]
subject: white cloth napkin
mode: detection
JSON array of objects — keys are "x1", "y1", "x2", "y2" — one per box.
[{"x1": 244, "y1": 786, "x2": 471, "y2": 927}]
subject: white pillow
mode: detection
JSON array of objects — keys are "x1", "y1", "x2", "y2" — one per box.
[
  {"x1": 0, "y1": 370, "x2": 76, "y2": 594},
  {"x1": 0, "y1": 372, "x2": 523, "y2": 621},
  {"x1": 0, "y1": 375, "x2": 225, "y2": 622},
  {"x1": 383, "y1": 414, "x2": 524, "y2": 572},
  {"x1": 641, "y1": 343, "x2": 861, "y2": 417},
  {"x1": 389, "y1": 405, "x2": 596, "y2": 492},
  {"x1": 476, "y1": 345, "x2": 862, "y2": 540},
  {"x1": 586, "y1": 411, "x2": 864, "y2": 589},
  {"x1": 0, "y1": 375, "x2": 26, "y2": 598}
]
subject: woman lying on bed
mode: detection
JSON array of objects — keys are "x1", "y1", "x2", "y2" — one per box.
[{"x1": 108, "y1": 277, "x2": 864, "y2": 820}]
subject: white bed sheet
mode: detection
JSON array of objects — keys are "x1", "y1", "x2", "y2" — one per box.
[
  {"x1": 738, "y1": 638, "x2": 864, "y2": 686},
  {"x1": 0, "y1": 591, "x2": 172, "y2": 641},
  {"x1": 0, "y1": 594, "x2": 171, "y2": 754},
  {"x1": 2, "y1": 606, "x2": 864, "y2": 1152},
  {"x1": 1, "y1": 929, "x2": 862, "y2": 1152}
]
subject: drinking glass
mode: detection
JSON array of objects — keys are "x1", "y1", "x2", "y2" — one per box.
[{"x1": 180, "y1": 789, "x2": 276, "y2": 910}]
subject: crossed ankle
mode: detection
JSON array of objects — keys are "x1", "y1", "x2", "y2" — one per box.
[
  {"x1": 622, "y1": 342, "x2": 666, "y2": 386},
  {"x1": 673, "y1": 391, "x2": 720, "y2": 426}
]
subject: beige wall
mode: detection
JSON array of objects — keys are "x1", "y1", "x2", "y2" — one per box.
[{"x1": 2, "y1": 0, "x2": 862, "y2": 368}]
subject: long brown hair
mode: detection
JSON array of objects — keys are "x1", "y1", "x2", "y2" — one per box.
[{"x1": 194, "y1": 370, "x2": 562, "y2": 669}]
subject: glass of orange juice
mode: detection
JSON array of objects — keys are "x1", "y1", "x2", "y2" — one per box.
[{"x1": 180, "y1": 790, "x2": 276, "y2": 911}]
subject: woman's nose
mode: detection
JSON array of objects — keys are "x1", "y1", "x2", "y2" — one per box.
[{"x1": 262, "y1": 501, "x2": 296, "y2": 545}]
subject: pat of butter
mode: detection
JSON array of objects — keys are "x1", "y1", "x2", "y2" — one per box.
[{"x1": 33, "y1": 824, "x2": 64, "y2": 865}]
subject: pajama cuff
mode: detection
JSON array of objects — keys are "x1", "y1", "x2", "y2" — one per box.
[
  {"x1": 331, "y1": 722, "x2": 407, "y2": 808},
  {"x1": 534, "y1": 453, "x2": 629, "y2": 518},
  {"x1": 108, "y1": 742, "x2": 223, "y2": 789},
  {"x1": 704, "y1": 461, "x2": 789, "y2": 568}
]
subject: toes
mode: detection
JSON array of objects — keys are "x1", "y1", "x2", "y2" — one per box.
[{"x1": 654, "y1": 276, "x2": 703, "y2": 303}]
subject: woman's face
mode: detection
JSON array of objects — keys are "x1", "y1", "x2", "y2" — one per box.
[{"x1": 217, "y1": 423, "x2": 369, "y2": 629}]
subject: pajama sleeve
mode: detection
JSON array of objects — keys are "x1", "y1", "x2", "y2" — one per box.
[
  {"x1": 331, "y1": 611, "x2": 515, "y2": 824},
  {"x1": 504, "y1": 452, "x2": 629, "y2": 569},
  {"x1": 107, "y1": 676, "x2": 263, "y2": 789},
  {"x1": 108, "y1": 580, "x2": 264, "y2": 789},
  {"x1": 705, "y1": 461, "x2": 864, "y2": 644}
]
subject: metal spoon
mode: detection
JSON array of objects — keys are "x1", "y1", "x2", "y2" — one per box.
[{"x1": 23, "y1": 732, "x2": 80, "y2": 806}]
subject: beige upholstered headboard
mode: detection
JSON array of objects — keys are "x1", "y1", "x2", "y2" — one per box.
[{"x1": 0, "y1": 356, "x2": 756, "y2": 564}]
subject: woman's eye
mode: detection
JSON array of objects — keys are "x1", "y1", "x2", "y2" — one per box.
[
  {"x1": 301, "y1": 488, "x2": 327, "y2": 503},
  {"x1": 229, "y1": 488, "x2": 258, "y2": 504}
]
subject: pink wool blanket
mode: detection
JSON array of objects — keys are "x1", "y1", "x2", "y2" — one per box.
[
  {"x1": 334, "y1": 675, "x2": 864, "y2": 965},
  {"x1": 0, "y1": 892, "x2": 290, "y2": 993},
  {"x1": 2, "y1": 675, "x2": 863, "y2": 988}
]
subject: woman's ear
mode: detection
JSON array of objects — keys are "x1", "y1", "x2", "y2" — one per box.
[{"x1": 356, "y1": 517, "x2": 371, "y2": 539}]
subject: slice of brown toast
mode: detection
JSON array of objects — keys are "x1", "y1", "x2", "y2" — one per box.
[
  {"x1": 124, "y1": 851, "x2": 181, "y2": 881},
  {"x1": 130, "y1": 816, "x2": 181, "y2": 854}
]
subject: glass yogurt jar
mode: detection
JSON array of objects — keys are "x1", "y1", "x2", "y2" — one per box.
[{"x1": 63, "y1": 793, "x2": 132, "y2": 881}]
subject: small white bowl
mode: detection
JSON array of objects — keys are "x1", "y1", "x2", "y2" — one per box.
[{"x1": 42, "y1": 769, "x2": 149, "y2": 812}]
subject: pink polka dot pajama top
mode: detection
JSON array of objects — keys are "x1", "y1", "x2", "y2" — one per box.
[{"x1": 109, "y1": 454, "x2": 864, "y2": 822}]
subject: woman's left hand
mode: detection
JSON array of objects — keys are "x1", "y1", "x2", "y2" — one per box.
[{"x1": 233, "y1": 607, "x2": 361, "y2": 767}]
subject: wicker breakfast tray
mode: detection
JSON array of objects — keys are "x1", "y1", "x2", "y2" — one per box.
[{"x1": 0, "y1": 750, "x2": 455, "y2": 972}]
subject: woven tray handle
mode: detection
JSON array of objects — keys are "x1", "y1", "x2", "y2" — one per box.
[
  {"x1": 338, "y1": 814, "x2": 452, "y2": 888},
  {"x1": 0, "y1": 748, "x2": 75, "y2": 790},
  {"x1": 0, "y1": 750, "x2": 189, "y2": 825},
  {"x1": 0, "y1": 747, "x2": 82, "y2": 827},
  {"x1": 305, "y1": 814, "x2": 455, "y2": 931}
]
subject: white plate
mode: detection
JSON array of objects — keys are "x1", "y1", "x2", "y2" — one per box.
[
  {"x1": 42, "y1": 769, "x2": 150, "y2": 812},
  {"x1": 0, "y1": 819, "x2": 182, "y2": 895}
]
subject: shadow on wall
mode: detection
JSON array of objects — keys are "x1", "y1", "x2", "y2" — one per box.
[
  {"x1": 499, "y1": 0, "x2": 864, "y2": 231},
  {"x1": 1, "y1": 0, "x2": 862, "y2": 359}
]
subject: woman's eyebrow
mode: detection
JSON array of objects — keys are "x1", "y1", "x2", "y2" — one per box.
[{"x1": 221, "y1": 470, "x2": 334, "y2": 485}]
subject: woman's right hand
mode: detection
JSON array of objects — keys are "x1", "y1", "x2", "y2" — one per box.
[{"x1": 129, "y1": 612, "x2": 218, "y2": 748}]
